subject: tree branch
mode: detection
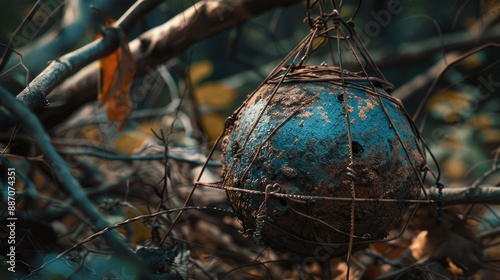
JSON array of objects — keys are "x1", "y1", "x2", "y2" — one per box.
[
  {"x1": 3, "y1": 1, "x2": 499, "y2": 131},
  {"x1": 0, "y1": 0, "x2": 131, "y2": 79},
  {"x1": 427, "y1": 185, "x2": 500, "y2": 206},
  {"x1": 41, "y1": 3, "x2": 500, "y2": 129},
  {"x1": 0, "y1": 0, "x2": 304, "y2": 130},
  {"x1": 0, "y1": 0, "x2": 165, "y2": 128},
  {"x1": 375, "y1": 26, "x2": 500, "y2": 68},
  {"x1": 0, "y1": 85, "x2": 146, "y2": 276},
  {"x1": 392, "y1": 52, "x2": 460, "y2": 102}
]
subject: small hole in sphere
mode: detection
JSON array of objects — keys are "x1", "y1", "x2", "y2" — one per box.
[
  {"x1": 352, "y1": 141, "x2": 363, "y2": 156},
  {"x1": 336, "y1": 94, "x2": 344, "y2": 102},
  {"x1": 278, "y1": 198, "x2": 288, "y2": 207}
]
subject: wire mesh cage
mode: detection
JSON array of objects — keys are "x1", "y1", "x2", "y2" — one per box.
[
  {"x1": 191, "y1": 0, "x2": 443, "y2": 259},
  {"x1": 4, "y1": 0, "x2": 500, "y2": 279}
]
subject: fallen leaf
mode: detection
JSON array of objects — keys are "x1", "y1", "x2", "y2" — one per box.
[
  {"x1": 199, "y1": 112, "x2": 226, "y2": 140},
  {"x1": 190, "y1": 60, "x2": 213, "y2": 84},
  {"x1": 97, "y1": 19, "x2": 136, "y2": 131},
  {"x1": 112, "y1": 130, "x2": 152, "y2": 155},
  {"x1": 194, "y1": 82, "x2": 236, "y2": 108},
  {"x1": 410, "y1": 220, "x2": 484, "y2": 276}
]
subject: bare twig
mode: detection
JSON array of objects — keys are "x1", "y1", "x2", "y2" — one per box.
[
  {"x1": 427, "y1": 184, "x2": 500, "y2": 205},
  {"x1": 0, "y1": 0, "x2": 52, "y2": 73},
  {"x1": 59, "y1": 149, "x2": 223, "y2": 167},
  {"x1": 26, "y1": 206, "x2": 230, "y2": 277},
  {"x1": 393, "y1": 52, "x2": 460, "y2": 102},
  {"x1": 0, "y1": 156, "x2": 91, "y2": 225},
  {"x1": 0, "y1": 85, "x2": 147, "y2": 277},
  {"x1": 40, "y1": 6, "x2": 500, "y2": 131},
  {"x1": 0, "y1": 0, "x2": 165, "y2": 128},
  {"x1": 2, "y1": 0, "x2": 304, "y2": 130},
  {"x1": 411, "y1": 43, "x2": 500, "y2": 125},
  {"x1": 375, "y1": 26, "x2": 500, "y2": 68}
]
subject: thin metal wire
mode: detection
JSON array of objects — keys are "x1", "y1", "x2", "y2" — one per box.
[{"x1": 187, "y1": 0, "x2": 442, "y2": 267}]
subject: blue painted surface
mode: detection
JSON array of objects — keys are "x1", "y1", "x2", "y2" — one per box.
[
  {"x1": 224, "y1": 82, "x2": 420, "y2": 196},
  {"x1": 222, "y1": 79, "x2": 424, "y2": 256}
]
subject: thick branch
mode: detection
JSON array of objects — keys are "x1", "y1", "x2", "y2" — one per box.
[
  {"x1": 0, "y1": 0, "x2": 164, "y2": 128},
  {"x1": 4, "y1": 1, "x2": 499, "y2": 131},
  {"x1": 41, "y1": 3, "x2": 500, "y2": 129},
  {"x1": 3, "y1": 0, "x2": 304, "y2": 129},
  {"x1": 426, "y1": 185, "x2": 500, "y2": 206},
  {"x1": 131, "y1": 0, "x2": 304, "y2": 72}
]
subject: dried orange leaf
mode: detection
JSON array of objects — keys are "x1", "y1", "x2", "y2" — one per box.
[{"x1": 97, "y1": 23, "x2": 135, "y2": 131}]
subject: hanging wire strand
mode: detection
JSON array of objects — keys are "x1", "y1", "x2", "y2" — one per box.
[{"x1": 189, "y1": 0, "x2": 443, "y2": 273}]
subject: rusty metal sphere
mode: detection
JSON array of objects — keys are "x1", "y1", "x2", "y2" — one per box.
[{"x1": 221, "y1": 66, "x2": 424, "y2": 257}]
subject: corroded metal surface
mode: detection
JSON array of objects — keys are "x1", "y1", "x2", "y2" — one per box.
[{"x1": 221, "y1": 66, "x2": 425, "y2": 257}]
